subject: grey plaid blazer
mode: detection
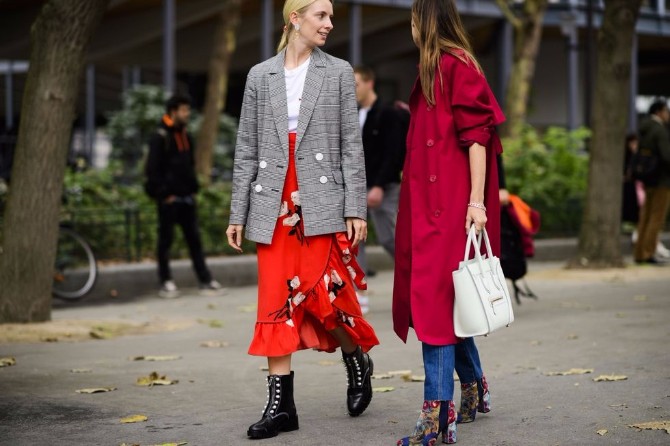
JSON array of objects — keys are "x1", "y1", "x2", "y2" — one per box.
[{"x1": 229, "y1": 48, "x2": 367, "y2": 244}]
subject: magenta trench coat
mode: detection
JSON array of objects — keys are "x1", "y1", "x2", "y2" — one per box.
[{"x1": 392, "y1": 52, "x2": 506, "y2": 346}]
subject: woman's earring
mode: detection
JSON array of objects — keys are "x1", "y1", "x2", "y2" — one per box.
[{"x1": 294, "y1": 24, "x2": 300, "y2": 32}]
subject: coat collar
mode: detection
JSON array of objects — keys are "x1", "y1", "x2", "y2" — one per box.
[{"x1": 268, "y1": 48, "x2": 327, "y2": 157}]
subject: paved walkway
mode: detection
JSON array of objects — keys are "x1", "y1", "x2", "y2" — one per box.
[{"x1": 1, "y1": 262, "x2": 670, "y2": 445}]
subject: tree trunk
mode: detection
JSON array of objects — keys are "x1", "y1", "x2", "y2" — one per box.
[
  {"x1": 0, "y1": 0, "x2": 109, "y2": 323},
  {"x1": 195, "y1": 0, "x2": 242, "y2": 183},
  {"x1": 497, "y1": 0, "x2": 548, "y2": 139},
  {"x1": 571, "y1": 0, "x2": 642, "y2": 269}
]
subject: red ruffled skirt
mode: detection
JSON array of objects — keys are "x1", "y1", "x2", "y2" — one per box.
[{"x1": 249, "y1": 133, "x2": 379, "y2": 357}]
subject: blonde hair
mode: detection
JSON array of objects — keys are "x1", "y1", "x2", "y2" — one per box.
[
  {"x1": 277, "y1": 0, "x2": 333, "y2": 52},
  {"x1": 412, "y1": 0, "x2": 481, "y2": 106}
]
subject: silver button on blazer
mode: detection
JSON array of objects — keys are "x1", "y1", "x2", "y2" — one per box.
[{"x1": 229, "y1": 48, "x2": 367, "y2": 245}]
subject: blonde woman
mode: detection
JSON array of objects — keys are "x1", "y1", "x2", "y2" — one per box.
[
  {"x1": 393, "y1": 0, "x2": 505, "y2": 444},
  {"x1": 226, "y1": 0, "x2": 378, "y2": 440}
]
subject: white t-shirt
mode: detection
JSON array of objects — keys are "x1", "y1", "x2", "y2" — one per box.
[
  {"x1": 285, "y1": 57, "x2": 311, "y2": 132},
  {"x1": 359, "y1": 107, "x2": 371, "y2": 130}
]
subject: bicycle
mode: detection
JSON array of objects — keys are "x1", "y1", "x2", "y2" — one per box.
[{"x1": 53, "y1": 225, "x2": 98, "y2": 301}]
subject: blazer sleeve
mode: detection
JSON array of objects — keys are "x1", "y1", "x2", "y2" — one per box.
[
  {"x1": 229, "y1": 70, "x2": 259, "y2": 226},
  {"x1": 339, "y1": 64, "x2": 367, "y2": 220},
  {"x1": 447, "y1": 56, "x2": 505, "y2": 150}
]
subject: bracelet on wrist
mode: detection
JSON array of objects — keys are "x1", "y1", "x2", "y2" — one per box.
[{"x1": 468, "y1": 202, "x2": 487, "y2": 212}]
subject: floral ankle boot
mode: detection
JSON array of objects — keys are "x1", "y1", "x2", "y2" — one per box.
[
  {"x1": 477, "y1": 375, "x2": 491, "y2": 413},
  {"x1": 456, "y1": 381, "x2": 478, "y2": 423},
  {"x1": 397, "y1": 400, "x2": 456, "y2": 446}
]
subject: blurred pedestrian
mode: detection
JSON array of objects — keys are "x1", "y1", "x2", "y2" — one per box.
[
  {"x1": 353, "y1": 65, "x2": 408, "y2": 314},
  {"x1": 144, "y1": 95, "x2": 222, "y2": 297},
  {"x1": 393, "y1": 1, "x2": 505, "y2": 444},
  {"x1": 634, "y1": 100, "x2": 670, "y2": 265},
  {"x1": 226, "y1": 0, "x2": 379, "y2": 440},
  {"x1": 622, "y1": 133, "x2": 640, "y2": 229}
]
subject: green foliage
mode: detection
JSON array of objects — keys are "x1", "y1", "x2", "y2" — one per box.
[
  {"x1": 502, "y1": 126, "x2": 591, "y2": 236},
  {"x1": 61, "y1": 165, "x2": 253, "y2": 261},
  {"x1": 106, "y1": 85, "x2": 239, "y2": 182},
  {"x1": 106, "y1": 85, "x2": 168, "y2": 181}
]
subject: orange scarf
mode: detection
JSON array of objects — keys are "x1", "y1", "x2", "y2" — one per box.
[{"x1": 162, "y1": 114, "x2": 190, "y2": 152}]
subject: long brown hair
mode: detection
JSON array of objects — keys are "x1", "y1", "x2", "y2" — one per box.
[{"x1": 412, "y1": 0, "x2": 481, "y2": 106}]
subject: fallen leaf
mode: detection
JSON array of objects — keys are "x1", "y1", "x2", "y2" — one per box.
[
  {"x1": 237, "y1": 304, "x2": 257, "y2": 313},
  {"x1": 42, "y1": 337, "x2": 59, "y2": 342},
  {"x1": 110, "y1": 289, "x2": 119, "y2": 298},
  {"x1": 616, "y1": 312, "x2": 626, "y2": 318},
  {"x1": 593, "y1": 374, "x2": 628, "y2": 382},
  {"x1": 574, "y1": 383, "x2": 580, "y2": 386},
  {"x1": 372, "y1": 374, "x2": 392, "y2": 380},
  {"x1": 544, "y1": 368, "x2": 594, "y2": 376},
  {"x1": 530, "y1": 340, "x2": 542, "y2": 346},
  {"x1": 596, "y1": 429, "x2": 608, "y2": 436},
  {"x1": 609, "y1": 403, "x2": 629, "y2": 408},
  {"x1": 567, "y1": 334, "x2": 579, "y2": 340},
  {"x1": 76, "y1": 387, "x2": 117, "y2": 394},
  {"x1": 373, "y1": 387, "x2": 395, "y2": 393},
  {"x1": 0, "y1": 357, "x2": 16, "y2": 367},
  {"x1": 546, "y1": 406, "x2": 552, "y2": 409},
  {"x1": 70, "y1": 368, "x2": 92, "y2": 373},
  {"x1": 200, "y1": 340, "x2": 229, "y2": 348},
  {"x1": 131, "y1": 355, "x2": 181, "y2": 362},
  {"x1": 317, "y1": 360, "x2": 337, "y2": 366},
  {"x1": 628, "y1": 420, "x2": 670, "y2": 434},
  {"x1": 387, "y1": 370, "x2": 413, "y2": 377},
  {"x1": 120, "y1": 414, "x2": 148, "y2": 424},
  {"x1": 401, "y1": 375, "x2": 426, "y2": 382},
  {"x1": 207, "y1": 303, "x2": 218, "y2": 310},
  {"x1": 89, "y1": 330, "x2": 114, "y2": 340},
  {"x1": 633, "y1": 295, "x2": 648, "y2": 302},
  {"x1": 136, "y1": 372, "x2": 178, "y2": 387},
  {"x1": 197, "y1": 319, "x2": 224, "y2": 328}
]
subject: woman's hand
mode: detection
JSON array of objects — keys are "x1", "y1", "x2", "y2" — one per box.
[
  {"x1": 226, "y1": 224, "x2": 245, "y2": 253},
  {"x1": 346, "y1": 217, "x2": 367, "y2": 248},
  {"x1": 465, "y1": 207, "x2": 487, "y2": 234}
]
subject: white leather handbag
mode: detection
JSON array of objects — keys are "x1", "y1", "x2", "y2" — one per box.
[{"x1": 453, "y1": 226, "x2": 514, "y2": 337}]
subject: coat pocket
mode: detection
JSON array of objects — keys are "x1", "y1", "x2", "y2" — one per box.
[{"x1": 332, "y1": 170, "x2": 344, "y2": 185}]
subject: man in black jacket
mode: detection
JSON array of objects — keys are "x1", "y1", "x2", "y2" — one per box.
[
  {"x1": 353, "y1": 66, "x2": 407, "y2": 289},
  {"x1": 634, "y1": 100, "x2": 670, "y2": 264},
  {"x1": 145, "y1": 95, "x2": 221, "y2": 297}
]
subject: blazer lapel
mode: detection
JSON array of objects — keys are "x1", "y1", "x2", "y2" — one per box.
[
  {"x1": 295, "y1": 48, "x2": 326, "y2": 152},
  {"x1": 268, "y1": 50, "x2": 289, "y2": 159}
]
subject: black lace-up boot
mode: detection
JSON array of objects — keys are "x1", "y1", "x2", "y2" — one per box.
[
  {"x1": 247, "y1": 372, "x2": 299, "y2": 439},
  {"x1": 342, "y1": 346, "x2": 374, "y2": 416}
]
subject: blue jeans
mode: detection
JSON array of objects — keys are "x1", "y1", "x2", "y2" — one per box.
[
  {"x1": 422, "y1": 343, "x2": 455, "y2": 401},
  {"x1": 454, "y1": 337, "x2": 483, "y2": 384},
  {"x1": 423, "y1": 338, "x2": 484, "y2": 401}
]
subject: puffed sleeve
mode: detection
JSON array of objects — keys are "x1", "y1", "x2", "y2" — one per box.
[{"x1": 446, "y1": 54, "x2": 505, "y2": 150}]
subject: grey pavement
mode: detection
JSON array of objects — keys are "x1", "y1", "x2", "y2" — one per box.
[
  {"x1": 86, "y1": 234, "x2": 670, "y2": 302},
  {"x1": 1, "y1": 262, "x2": 670, "y2": 446}
]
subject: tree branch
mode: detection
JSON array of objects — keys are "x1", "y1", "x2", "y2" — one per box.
[{"x1": 495, "y1": 0, "x2": 523, "y2": 29}]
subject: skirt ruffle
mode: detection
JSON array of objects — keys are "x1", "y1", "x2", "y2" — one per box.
[{"x1": 249, "y1": 233, "x2": 378, "y2": 357}]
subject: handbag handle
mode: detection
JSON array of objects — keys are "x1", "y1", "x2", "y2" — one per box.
[{"x1": 463, "y1": 226, "x2": 496, "y2": 271}]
